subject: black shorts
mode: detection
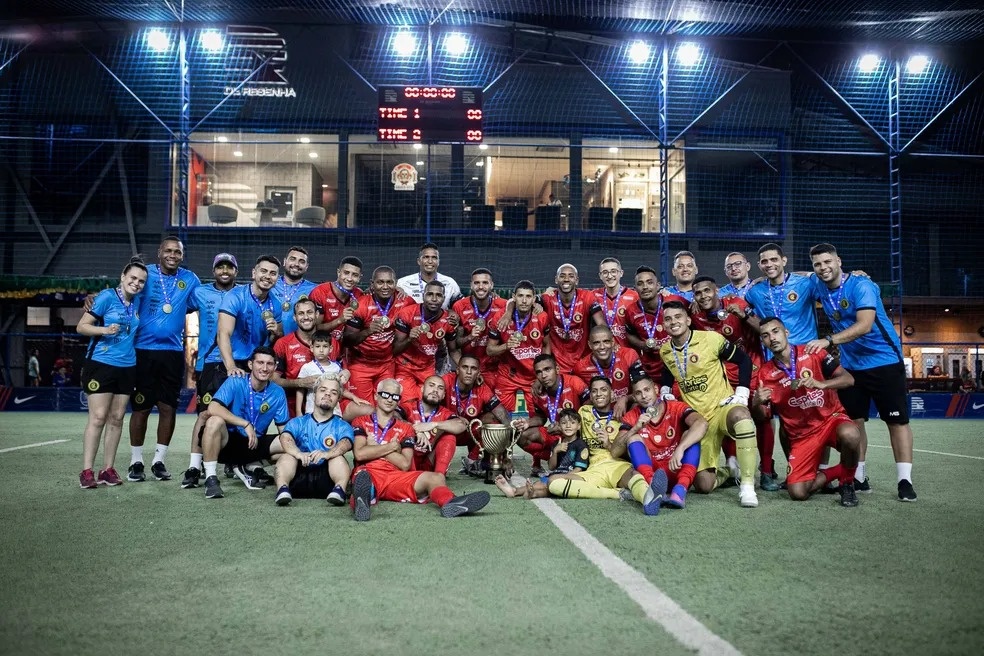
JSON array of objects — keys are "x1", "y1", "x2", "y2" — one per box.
[
  {"x1": 217, "y1": 429, "x2": 276, "y2": 466},
  {"x1": 195, "y1": 360, "x2": 248, "y2": 411},
  {"x1": 288, "y1": 463, "x2": 334, "y2": 498},
  {"x1": 132, "y1": 349, "x2": 185, "y2": 410},
  {"x1": 838, "y1": 362, "x2": 909, "y2": 425},
  {"x1": 82, "y1": 360, "x2": 136, "y2": 396}
]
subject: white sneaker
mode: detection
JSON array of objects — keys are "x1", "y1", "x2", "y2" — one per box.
[{"x1": 739, "y1": 484, "x2": 758, "y2": 508}]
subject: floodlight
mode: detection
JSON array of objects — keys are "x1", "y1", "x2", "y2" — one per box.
[
  {"x1": 906, "y1": 54, "x2": 930, "y2": 74},
  {"x1": 200, "y1": 30, "x2": 224, "y2": 52},
  {"x1": 393, "y1": 31, "x2": 417, "y2": 56},
  {"x1": 628, "y1": 41, "x2": 650, "y2": 64},
  {"x1": 675, "y1": 42, "x2": 701, "y2": 67},
  {"x1": 858, "y1": 53, "x2": 881, "y2": 73},
  {"x1": 444, "y1": 33, "x2": 468, "y2": 56},
  {"x1": 146, "y1": 29, "x2": 170, "y2": 52}
]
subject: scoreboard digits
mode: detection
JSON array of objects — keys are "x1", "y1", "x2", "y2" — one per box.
[{"x1": 377, "y1": 86, "x2": 483, "y2": 143}]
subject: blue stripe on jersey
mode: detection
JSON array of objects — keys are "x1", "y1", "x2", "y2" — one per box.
[
  {"x1": 134, "y1": 266, "x2": 201, "y2": 351},
  {"x1": 216, "y1": 286, "x2": 284, "y2": 361},
  {"x1": 86, "y1": 288, "x2": 141, "y2": 367},
  {"x1": 812, "y1": 274, "x2": 902, "y2": 370}
]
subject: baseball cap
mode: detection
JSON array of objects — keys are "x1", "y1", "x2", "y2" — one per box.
[{"x1": 213, "y1": 253, "x2": 238, "y2": 269}]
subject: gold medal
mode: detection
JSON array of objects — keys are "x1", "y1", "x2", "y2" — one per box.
[
  {"x1": 519, "y1": 332, "x2": 527, "y2": 342},
  {"x1": 350, "y1": 299, "x2": 359, "y2": 309},
  {"x1": 592, "y1": 421, "x2": 601, "y2": 432},
  {"x1": 282, "y1": 301, "x2": 291, "y2": 311},
  {"x1": 474, "y1": 319, "x2": 486, "y2": 331},
  {"x1": 419, "y1": 322, "x2": 430, "y2": 333},
  {"x1": 645, "y1": 406, "x2": 658, "y2": 417},
  {"x1": 832, "y1": 311, "x2": 841, "y2": 321},
  {"x1": 790, "y1": 379, "x2": 800, "y2": 390},
  {"x1": 645, "y1": 338, "x2": 657, "y2": 349},
  {"x1": 261, "y1": 310, "x2": 274, "y2": 320},
  {"x1": 162, "y1": 303, "x2": 173, "y2": 314},
  {"x1": 378, "y1": 316, "x2": 390, "y2": 329}
]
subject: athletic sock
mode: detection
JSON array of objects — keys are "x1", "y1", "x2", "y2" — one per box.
[
  {"x1": 856, "y1": 460, "x2": 867, "y2": 482},
  {"x1": 722, "y1": 439, "x2": 736, "y2": 460},
  {"x1": 897, "y1": 462, "x2": 912, "y2": 483},
  {"x1": 430, "y1": 485, "x2": 455, "y2": 507},
  {"x1": 628, "y1": 473, "x2": 650, "y2": 503},
  {"x1": 189, "y1": 453, "x2": 203, "y2": 470},
  {"x1": 821, "y1": 463, "x2": 844, "y2": 485},
  {"x1": 676, "y1": 463, "x2": 697, "y2": 493},
  {"x1": 152, "y1": 443, "x2": 168, "y2": 465},
  {"x1": 547, "y1": 478, "x2": 621, "y2": 499},
  {"x1": 467, "y1": 444, "x2": 480, "y2": 461},
  {"x1": 755, "y1": 418, "x2": 776, "y2": 475},
  {"x1": 432, "y1": 435, "x2": 456, "y2": 475},
  {"x1": 627, "y1": 441, "x2": 654, "y2": 483},
  {"x1": 732, "y1": 418, "x2": 757, "y2": 487},
  {"x1": 841, "y1": 464, "x2": 857, "y2": 483},
  {"x1": 203, "y1": 461, "x2": 217, "y2": 478},
  {"x1": 130, "y1": 446, "x2": 143, "y2": 465}
]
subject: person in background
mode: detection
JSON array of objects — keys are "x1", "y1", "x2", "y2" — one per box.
[{"x1": 27, "y1": 349, "x2": 41, "y2": 386}]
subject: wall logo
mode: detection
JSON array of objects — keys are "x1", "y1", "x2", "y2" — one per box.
[
  {"x1": 392, "y1": 163, "x2": 418, "y2": 191},
  {"x1": 224, "y1": 26, "x2": 296, "y2": 98}
]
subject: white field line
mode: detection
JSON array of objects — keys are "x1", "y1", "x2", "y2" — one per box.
[
  {"x1": 0, "y1": 439, "x2": 69, "y2": 454},
  {"x1": 867, "y1": 443, "x2": 984, "y2": 461}
]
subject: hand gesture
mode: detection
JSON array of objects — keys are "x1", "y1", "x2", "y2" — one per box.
[
  {"x1": 447, "y1": 312, "x2": 460, "y2": 328},
  {"x1": 797, "y1": 376, "x2": 824, "y2": 390},
  {"x1": 104, "y1": 323, "x2": 121, "y2": 336},
  {"x1": 506, "y1": 332, "x2": 522, "y2": 348},
  {"x1": 299, "y1": 451, "x2": 315, "y2": 467},
  {"x1": 341, "y1": 306, "x2": 355, "y2": 322},
  {"x1": 263, "y1": 316, "x2": 278, "y2": 333},
  {"x1": 368, "y1": 318, "x2": 386, "y2": 334},
  {"x1": 495, "y1": 313, "x2": 511, "y2": 332},
  {"x1": 410, "y1": 325, "x2": 427, "y2": 340},
  {"x1": 511, "y1": 417, "x2": 530, "y2": 432},
  {"x1": 414, "y1": 430, "x2": 433, "y2": 450},
  {"x1": 613, "y1": 395, "x2": 629, "y2": 421},
  {"x1": 804, "y1": 338, "x2": 829, "y2": 355},
  {"x1": 753, "y1": 387, "x2": 772, "y2": 405}
]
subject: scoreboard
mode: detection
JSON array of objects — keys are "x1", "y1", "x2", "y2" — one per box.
[{"x1": 376, "y1": 86, "x2": 483, "y2": 143}]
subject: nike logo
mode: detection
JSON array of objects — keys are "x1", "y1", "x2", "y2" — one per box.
[
  {"x1": 13, "y1": 396, "x2": 36, "y2": 405},
  {"x1": 973, "y1": 403, "x2": 984, "y2": 410}
]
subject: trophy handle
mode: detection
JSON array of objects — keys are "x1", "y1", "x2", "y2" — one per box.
[
  {"x1": 507, "y1": 419, "x2": 523, "y2": 449},
  {"x1": 468, "y1": 418, "x2": 485, "y2": 457}
]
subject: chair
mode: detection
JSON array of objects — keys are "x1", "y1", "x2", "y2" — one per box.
[
  {"x1": 256, "y1": 200, "x2": 275, "y2": 226},
  {"x1": 295, "y1": 206, "x2": 326, "y2": 227},
  {"x1": 206, "y1": 204, "x2": 238, "y2": 225},
  {"x1": 466, "y1": 204, "x2": 496, "y2": 230},
  {"x1": 535, "y1": 205, "x2": 561, "y2": 231},
  {"x1": 587, "y1": 207, "x2": 613, "y2": 232},
  {"x1": 615, "y1": 207, "x2": 643, "y2": 232},
  {"x1": 501, "y1": 206, "x2": 528, "y2": 231}
]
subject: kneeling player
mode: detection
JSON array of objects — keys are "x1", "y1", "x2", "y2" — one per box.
[
  {"x1": 616, "y1": 374, "x2": 706, "y2": 510},
  {"x1": 273, "y1": 375, "x2": 354, "y2": 507},
  {"x1": 755, "y1": 316, "x2": 861, "y2": 507},
  {"x1": 349, "y1": 379, "x2": 490, "y2": 521}
]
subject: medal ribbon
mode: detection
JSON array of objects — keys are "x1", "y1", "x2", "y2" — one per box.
[
  {"x1": 545, "y1": 379, "x2": 564, "y2": 423},
  {"x1": 776, "y1": 345, "x2": 798, "y2": 382},
  {"x1": 454, "y1": 383, "x2": 473, "y2": 414},
  {"x1": 592, "y1": 407, "x2": 613, "y2": 427},
  {"x1": 371, "y1": 413, "x2": 396, "y2": 445},
  {"x1": 246, "y1": 382, "x2": 265, "y2": 427},
  {"x1": 671, "y1": 336, "x2": 691, "y2": 380},
  {"x1": 602, "y1": 287, "x2": 624, "y2": 326},
  {"x1": 638, "y1": 297, "x2": 662, "y2": 340},
  {"x1": 768, "y1": 273, "x2": 789, "y2": 321},
  {"x1": 824, "y1": 274, "x2": 848, "y2": 319},
  {"x1": 333, "y1": 281, "x2": 353, "y2": 302},
  {"x1": 513, "y1": 309, "x2": 532, "y2": 338},
  {"x1": 471, "y1": 297, "x2": 494, "y2": 322},
  {"x1": 157, "y1": 265, "x2": 178, "y2": 309},
  {"x1": 558, "y1": 293, "x2": 577, "y2": 335},
  {"x1": 115, "y1": 288, "x2": 135, "y2": 336},
  {"x1": 279, "y1": 276, "x2": 304, "y2": 307},
  {"x1": 593, "y1": 355, "x2": 615, "y2": 381},
  {"x1": 373, "y1": 295, "x2": 394, "y2": 321},
  {"x1": 417, "y1": 401, "x2": 439, "y2": 424}
]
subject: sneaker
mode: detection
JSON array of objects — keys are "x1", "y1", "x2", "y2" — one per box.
[
  {"x1": 251, "y1": 467, "x2": 274, "y2": 485},
  {"x1": 352, "y1": 470, "x2": 373, "y2": 522},
  {"x1": 224, "y1": 463, "x2": 235, "y2": 479},
  {"x1": 897, "y1": 479, "x2": 917, "y2": 502},
  {"x1": 326, "y1": 485, "x2": 346, "y2": 506},
  {"x1": 79, "y1": 469, "x2": 97, "y2": 489},
  {"x1": 232, "y1": 464, "x2": 266, "y2": 490},
  {"x1": 127, "y1": 462, "x2": 146, "y2": 482},
  {"x1": 739, "y1": 484, "x2": 759, "y2": 508},
  {"x1": 440, "y1": 490, "x2": 491, "y2": 518},
  {"x1": 97, "y1": 468, "x2": 123, "y2": 486},
  {"x1": 181, "y1": 467, "x2": 202, "y2": 488},
  {"x1": 642, "y1": 469, "x2": 668, "y2": 516},
  {"x1": 759, "y1": 472, "x2": 780, "y2": 492},
  {"x1": 854, "y1": 477, "x2": 872, "y2": 493},
  {"x1": 459, "y1": 456, "x2": 475, "y2": 475},
  {"x1": 618, "y1": 488, "x2": 634, "y2": 502},
  {"x1": 150, "y1": 461, "x2": 172, "y2": 481},
  {"x1": 529, "y1": 465, "x2": 546, "y2": 478},
  {"x1": 275, "y1": 485, "x2": 292, "y2": 506},
  {"x1": 204, "y1": 475, "x2": 223, "y2": 499},
  {"x1": 662, "y1": 491, "x2": 686, "y2": 509},
  {"x1": 839, "y1": 483, "x2": 859, "y2": 507}
]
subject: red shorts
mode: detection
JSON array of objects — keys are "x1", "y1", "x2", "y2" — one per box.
[
  {"x1": 347, "y1": 361, "x2": 395, "y2": 403},
  {"x1": 786, "y1": 414, "x2": 853, "y2": 485},
  {"x1": 652, "y1": 460, "x2": 682, "y2": 488},
  {"x1": 356, "y1": 467, "x2": 428, "y2": 504},
  {"x1": 494, "y1": 378, "x2": 534, "y2": 413},
  {"x1": 394, "y1": 366, "x2": 432, "y2": 404}
]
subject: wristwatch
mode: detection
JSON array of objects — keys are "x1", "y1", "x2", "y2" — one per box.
[{"x1": 825, "y1": 335, "x2": 834, "y2": 347}]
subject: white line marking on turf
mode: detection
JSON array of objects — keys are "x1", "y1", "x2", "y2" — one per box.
[
  {"x1": 0, "y1": 439, "x2": 69, "y2": 454},
  {"x1": 534, "y1": 498, "x2": 742, "y2": 656},
  {"x1": 868, "y1": 444, "x2": 984, "y2": 461}
]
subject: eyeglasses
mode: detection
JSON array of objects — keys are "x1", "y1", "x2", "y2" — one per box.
[
  {"x1": 725, "y1": 262, "x2": 747, "y2": 270},
  {"x1": 377, "y1": 391, "x2": 401, "y2": 401}
]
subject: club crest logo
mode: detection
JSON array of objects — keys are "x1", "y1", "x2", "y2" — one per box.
[
  {"x1": 177, "y1": 280, "x2": 187, "y2": 290},
  {"x1": 87, "y1": 380, "x2": 100, "y2": 392},
  {"x1": 656, "y1": 324, "x2": 664, "y2": 332},
  {"x1": 134, "y1": 392, "x2": 145, "y2": 405},
  {"x1": 202, "y1": 393, "x2": 213, "y2": 405},
  {"x1": 617, "y1": 306, "x2": 626, "y2": 316},
  {"x1": 573, "y1": 313, "x2": 583, "y2": 323},
  {"x1": 666, "y1": 427, "x2": 676, "y2": 439},
  {"x1": 722, "y1": 325, "x2": 734, "y2": 336},
  {"x1": 689, "y1": 354, "x2": 699, "y2": 363},
  {"x1": 653, "y1": 433, "x2": 663, "y2": 444},
  {"x1": 435, "y1": 329, "x2": 446, "y2": 339},
  {"x1": 392, "y1": 163, "x2": 418, "y2": 191},
  {"x1": 530, "y1": 329, "x2": 541, "y2": 340},
  {"x1": 466, "y1": 405, "x2": 477, "y2": 417},
  {"x1": 322, "y1": 436, "x2": 335, "y2": 448},
  {"x1": 800, "y1": 368, "x2": 814, "y2": 380},
  {"x1": 787, "y1": 291, "x2": 798, "y2": 302},
  {"x1": 563, "y1": 400, "x2": 574, "y2": 408},
  {"x1": 260, "y1": 402, "x2": 270, "y2": 413},
  {"x1": 839, "y1": 299, "x2": 850, "y2": 309},
  {"x1": 614, "y1": 369, "x2": 625, "y2": 380}
]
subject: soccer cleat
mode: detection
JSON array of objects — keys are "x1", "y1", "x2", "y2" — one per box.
[
  {"x1": 97, "y1": 468, "x2": 123, "y2": 486},
  {"x1": 352, "y1": 470, "x2": 373, "y2": 522},
  {"x1": 250, "y1": 467, "x2": 274, "y2": 485},
  {"x1": 854, "y1": 477, "x2": 872, "y2": 493},
  {"x1": 127, "y1": 462, "x2": 146, "y2": 482},
  {"x1": 440, "y1": 490, "x2": 491, "y2": 518},
  {"x1": 275, "y1": 485, "x2": 292, "y2": 506},
  {"x1": 79, "y1": 469, "x2": 97, "y2": 489},
  {"x1": 150, "y1": 461, "x2": 172, "y2": 481},
  {"x1": 897, "y1": 479, "x2": 917, "y2": 502},
  {"x1": 232, "y1": 465, "x2": 266, "y2": 490},
  {"x1": 326, "y1": 485, "x2": 347, "y2": 506},
  {"x1": 662, "y1": 492, "x2": 686, "y2": 509},
  {"x1": 759, "y1": 472, "x2": 780, "y2": 492},
  {"x1": 204, "y1": 475, "x2": 224, "y2": 499},
  {"x1": 618, "y1": 488, "x2": 634, "y2": 502},
  {"x1": 181, "y1": 467, "x2": 202, "y2": 489},
  {"x1": 839, "y1": 483, "x2": 859, "y2": 508},
  {"x1": 224, "y1": 463, "x2": 235, "y2": 479},
  {"x1": 642, "y1": 469, "x2": 668, "y2": 516},
  {"x1": 739, "y1": 484, "x2": 759, "y2": 508}
]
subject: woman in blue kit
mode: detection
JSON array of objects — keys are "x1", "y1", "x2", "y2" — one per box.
[{"x1": 76, "y1": 257, "x2": 148, "y2": 489}]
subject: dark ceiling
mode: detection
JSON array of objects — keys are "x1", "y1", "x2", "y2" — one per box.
[{"x1": 5, "y1": 0, "x2": 984, "y2": 44}]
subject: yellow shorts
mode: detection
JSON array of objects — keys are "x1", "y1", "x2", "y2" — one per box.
[
  {"x1": 571, "y1": 458, "x2": 632, "y2": 488},
  {"x1": 697, "y1": 403, "x2": 744, "y2": 472}
]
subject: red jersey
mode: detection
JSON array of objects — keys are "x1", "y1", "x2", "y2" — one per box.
[
  {"x1": 452, "y1": 295, "x2": 508, "y2": 373},
  {"x1": 572, "y1": 347, "x2": 641, "y2": 399},
  {"x1": 593, "y1": 286, "x2": 640, "y2": 347},
  {"x1": 757, "y1": 346, "x2": 845, "y2": 440},
  {"x1": 393, "y1": 304, "x2": 455, "y2": 375},
  {"x1": 690, "y1": 296, "x2": 762, "y2": 385},
  {"x1": 346, "y1": 294, "x2": 417, "y2": 364},
  {"x1": 351, "y1": 412, "x2": 417, "y2": 475},
  {"x1": 273, "y1": 331, "x2": 318, "y2": 416},
  {"x1": 539, "y1": 289, "x2": 601, "y2": 373},
  {"x1": 441, "y1": 373, "x2": 501, "y2": 419},
  {"x1": 620, "y1": 401, "x2": 695, "y2": 462},
  {"x1": 487, "y1": 309, "x2": 551, "y2": 386},
  {"x1": 529, "y1": 375, "x2": 588, "y2": 424},
  {"x1": 309, "y1": 283, "x2": 364, "y2": 359},
  {"x1": 623, "y1": 295, "x2": 686, "y2": 377}
]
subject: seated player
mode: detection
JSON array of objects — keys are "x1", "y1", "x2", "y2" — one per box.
[
  {"x1": 571, "y1": 324, "x2": 641, "y2": 418},
  {"x1": 393, "y1": 280, "x2": 458, "y2": 402},
  {"x1": 512, "y1": 354, "x2": 588, "y2": 476},
  {"x1": 200, "y1": 347, "x2": 289, "y2": 499},
  {"x1": 755, "y1": 316, "x2": 861, "y2": 507},
  {"x1": 400, "y1": 375, "x2": 468, "y2": 475},
  {"x1": 494, "y1": 408, "x2": 589, "y2": 499},
  {"x1": 349, "y1": 379, "x2": 490, "y2": 521},
  {"x1": 615, "y1": 374, "x2": 706, "y2": 509},
  {"x1": 441, "y1": 354, "x2": 511, "y2": 476},
  {"x1": 273, "y1": 375, "x2": 354, "y2": 507}
]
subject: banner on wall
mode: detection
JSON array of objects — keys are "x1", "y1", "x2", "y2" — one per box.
[{"x1": 0, "y1": 387, "x2": 197, "y2": 413}]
